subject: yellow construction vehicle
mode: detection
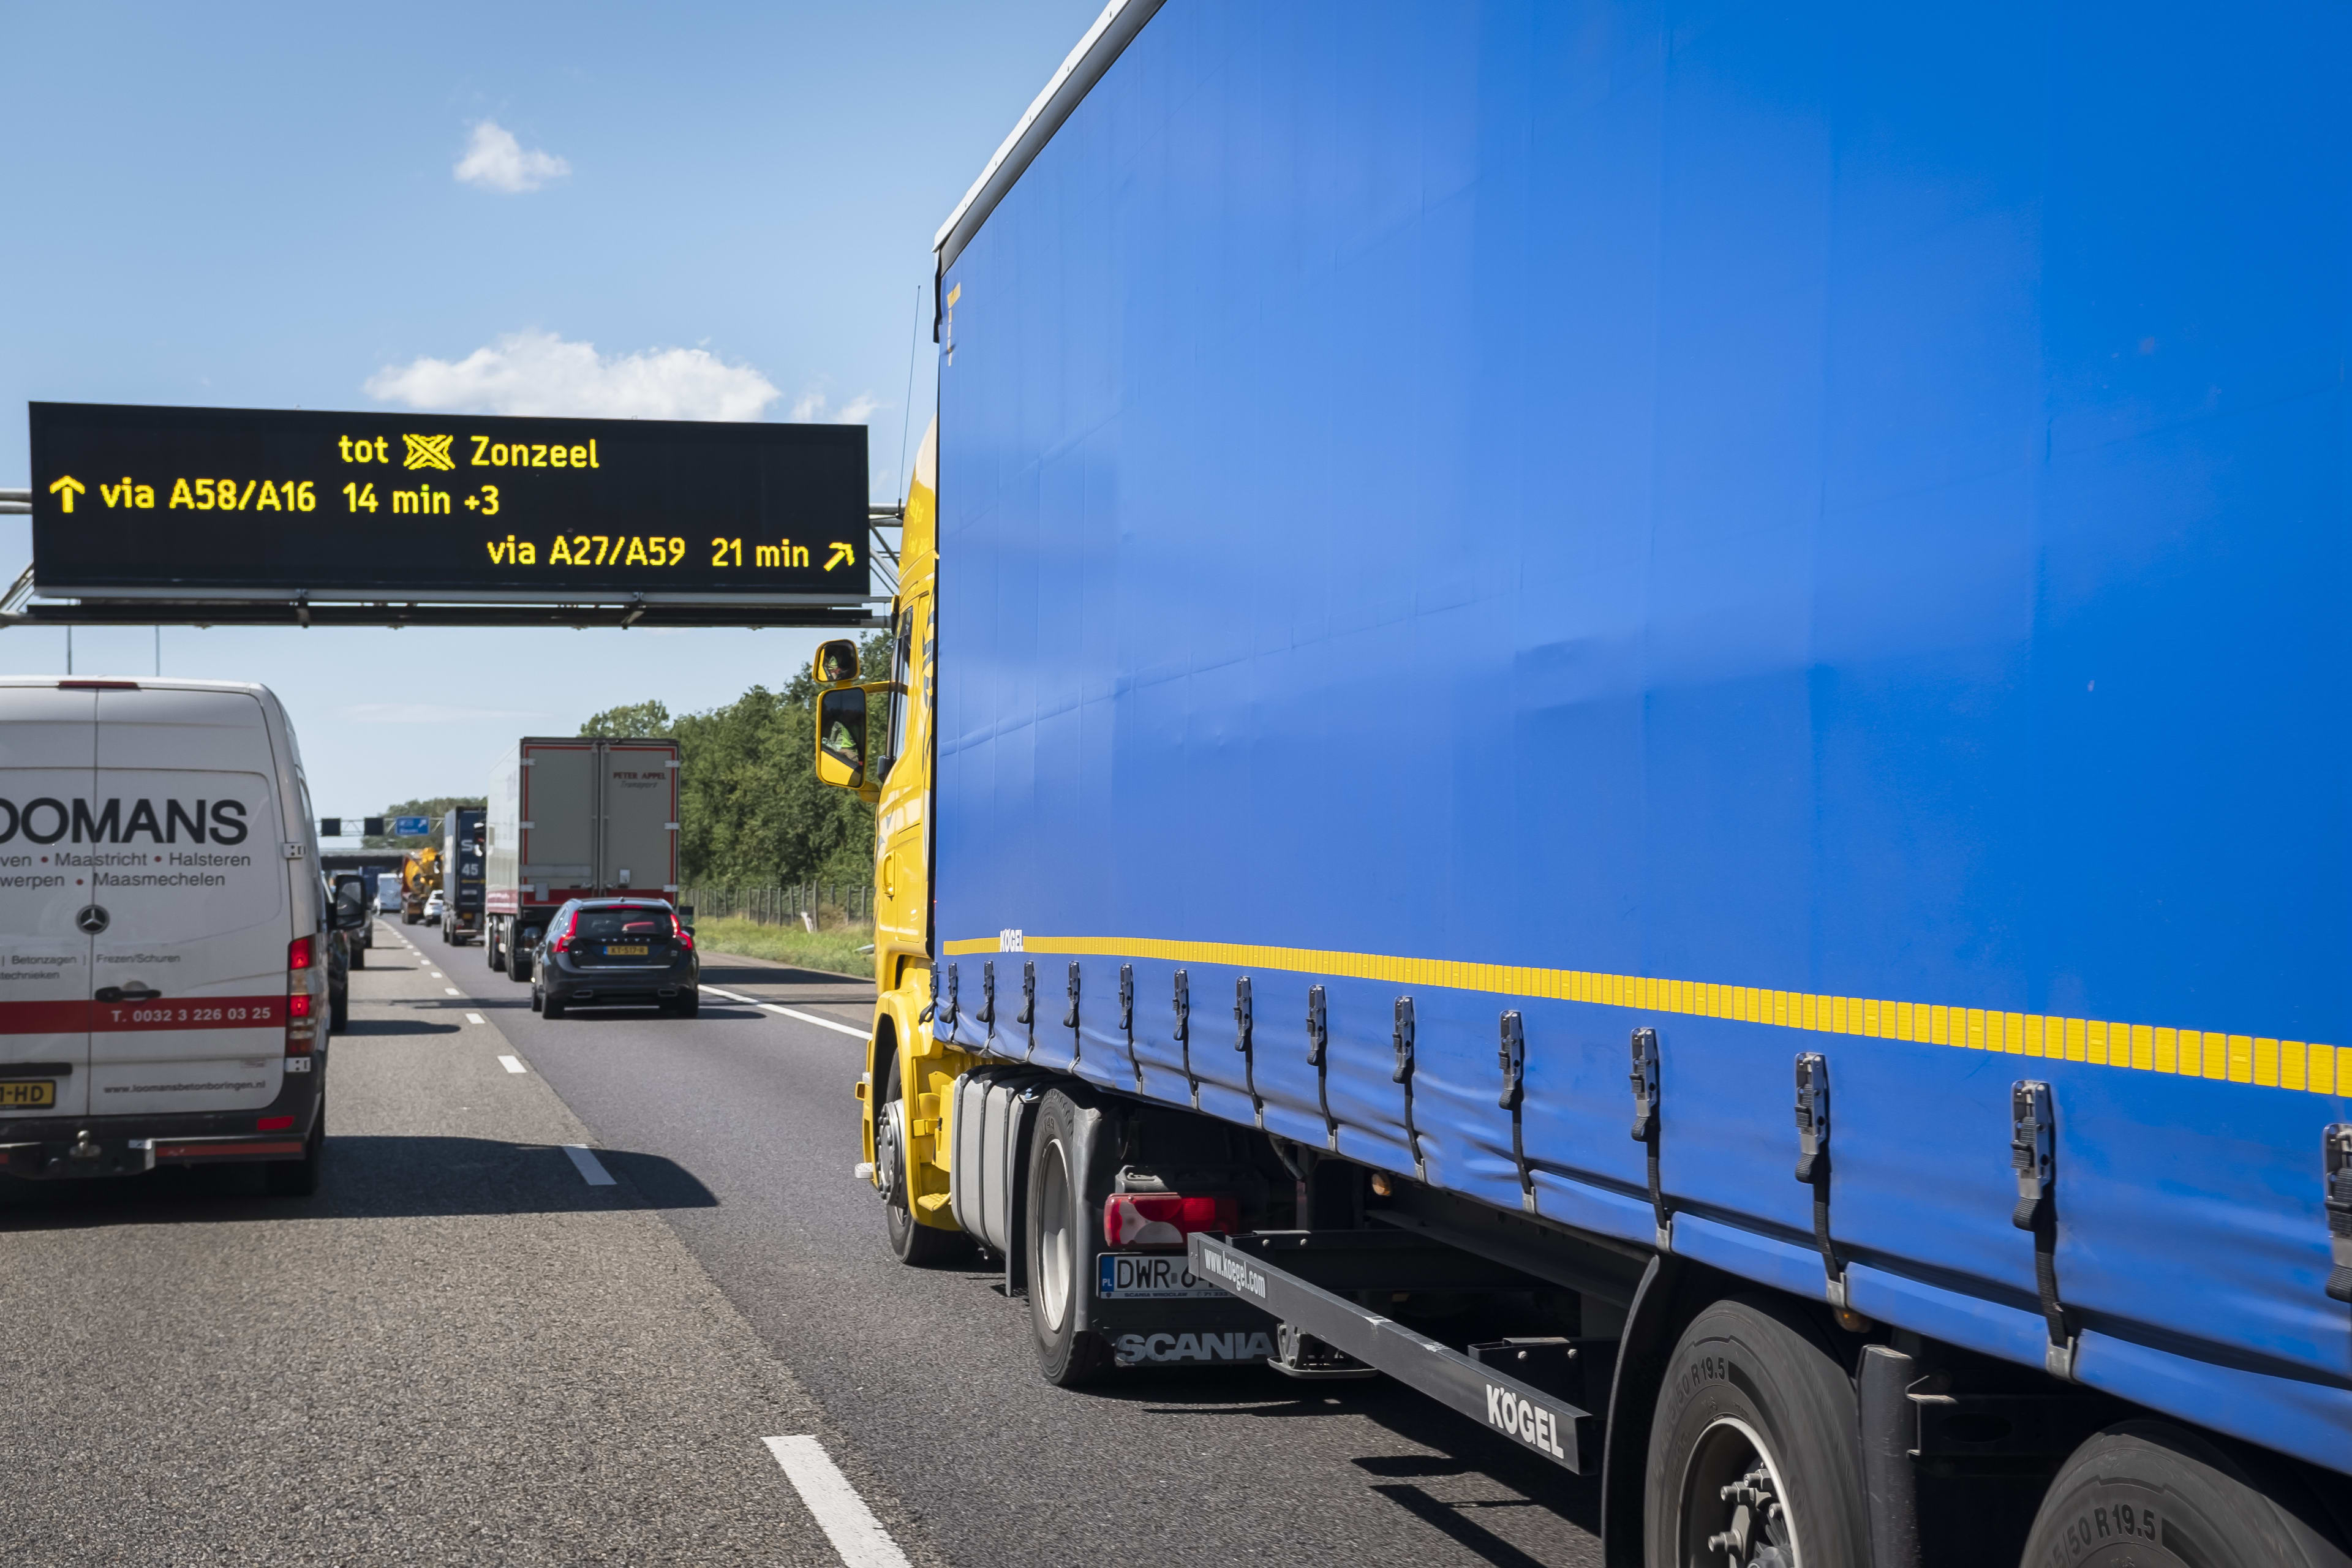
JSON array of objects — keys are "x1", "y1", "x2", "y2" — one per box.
[{"x1": 399, "y1": 846, "x2": 440, "y2": 925}]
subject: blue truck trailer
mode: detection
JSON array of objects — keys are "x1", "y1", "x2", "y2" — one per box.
[{"x1": 821, "y1": 3, "x2": 2352, "y2": 1562}]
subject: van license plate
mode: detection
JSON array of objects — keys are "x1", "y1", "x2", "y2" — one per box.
[
  {"x1": 0, "y1": 1081, "x2": 56, "y2": 1109},
  {"x1": 606, "y1": 944, "x2": 649, "y2": 957},
  {"x1": 1096, "y1": 1253, "x2": 1228, "y2": 1300}
]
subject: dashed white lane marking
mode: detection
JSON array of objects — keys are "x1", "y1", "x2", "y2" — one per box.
[
  {"x1": 466, "y1": 1012, "x2": 485, "y2": 1024},
  {"x1": 761, "y1": 1436, "x2": 910, "y2": 1568},
  {"x1": 560, "y1": 1144, "x2": 615, "y2": 1185},
  {"x1": 444, "y1": 987, "x2": 461, "y2": 996},
  {"x1": 498, "y1": 1055, "x2": 527, "y2": 1074}
]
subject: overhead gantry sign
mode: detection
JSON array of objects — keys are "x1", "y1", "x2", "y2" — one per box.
[{"x1": 10, "y1": 402, "x2": 888, "y2": 629}]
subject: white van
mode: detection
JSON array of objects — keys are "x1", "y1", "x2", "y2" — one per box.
[{"x1": 0, "y1": 677, "x2": 340, "y2": 1193}]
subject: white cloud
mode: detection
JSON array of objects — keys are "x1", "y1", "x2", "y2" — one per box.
[
  {"x1": 364, "y1": 330, "x2": 782, "y2": 421},
  {"x1": 788, "y1": 388, "x2": 880, "y2": 424},
  {"x1": 453, "y1": 121, "x2": 570, "y2": 194},
  {"x1": 339, "y1": 703, "x2": 548, "y2": 725}
]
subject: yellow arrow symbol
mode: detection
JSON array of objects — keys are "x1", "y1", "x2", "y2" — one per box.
[
  {"x1": 824, "y1": 541, "x2": 856, "y2": 571},
  {"x1": 48, "y1": 475, "x2": 85, "y2": 513}
]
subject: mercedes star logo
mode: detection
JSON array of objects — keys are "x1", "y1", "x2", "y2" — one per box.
[{"x1": 75, "y1": 905, "x2": 109, "y2": 935}]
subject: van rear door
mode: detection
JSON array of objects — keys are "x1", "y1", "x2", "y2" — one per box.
[
  {"x1": 0, "y1": 685, "x2": 96, "y2": 1119},
  {"x1": 86, "y1": 687, "x2": 287, "y2": 1117}
]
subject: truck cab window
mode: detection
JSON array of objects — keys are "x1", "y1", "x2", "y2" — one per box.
[{"x1": 878, "y1": 608, "x2": 914, "y2": 779}]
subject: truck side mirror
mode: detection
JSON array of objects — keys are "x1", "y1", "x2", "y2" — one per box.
[
  {"x1": 815, "y1": 686, "x2": 867, "y2": 789},
  {"x1": 815, "y1": 638, "x2": 861, "y2": 688}
]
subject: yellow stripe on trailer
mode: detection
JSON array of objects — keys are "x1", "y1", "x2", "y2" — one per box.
[{"x1": 940, "y1": 933, "x2": 2339, "y2": 1095}]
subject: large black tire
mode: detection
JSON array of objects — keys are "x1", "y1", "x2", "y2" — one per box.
[
  {"x1": 542, "y1": 990, "x2": 566, "y2": 1020},
  {"x1": 488, "y1": 924, "x2": 507, "y2": 974},
  {"x1": 665, "y1": 991, "x2": 700, "y2": 1019},
  {"x1": 265, "y1": 1096, "x2": 324, "y2": 1197},
  {"x1": 2022, "y1": 1422, "x2": 2351, "y2": 1568},
  {"x1": 349, "y1": 947, "x2": 365, "y2": 970},
  {"x1": 402, "y1": 910, "x2": 416, "y2": 926},
  {"x1": 1645, "y1": 1295, "x2": 1868, "y2": 1568},
  {"x1": 877, "y1": 1061, "x2": 964, "y2": 1268},
  {"x1": 330, "y1": 986, "x2": 349, "y2": 1031},
  {"x1": 1024, "y1": 1088, "x2": 1115, "y2": 1387},
  {"x1": 511, "y1": 944, "x2": 533, "y2": 984}
]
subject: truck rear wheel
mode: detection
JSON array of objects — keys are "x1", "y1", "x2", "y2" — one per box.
[
  {"x1": 1646, "y1": 1295, "x2": 1868, "y2": 1568},
  {"x1": 488, "y1": 923, "x2": 507, "y2": 973},
  {"x1": 2021, "y1": 1422, "x2": 2351, "y2": 1568},
  {"x1": 1025, "y1": 1088, "x2": 1113, "y2": 1387},
  {"x1": 511, "y1": 943, "x2": 533, "y2": 983}
]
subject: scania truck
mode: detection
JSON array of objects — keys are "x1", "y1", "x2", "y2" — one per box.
[
  {"x1": 439, "y1": 807, "x2": 484, "y2": 946},
  {"x1": 818, "y1": 4, "x2": 2352, "y2": 1564}
]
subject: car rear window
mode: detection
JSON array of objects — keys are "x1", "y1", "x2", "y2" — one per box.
[{"x1": 576, "y1": 907, "x2": 673, "y2": 940}]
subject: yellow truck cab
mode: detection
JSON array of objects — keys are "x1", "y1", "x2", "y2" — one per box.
[{"x1": 815, "y1": 422, "x2": 971, "y2": 1262}]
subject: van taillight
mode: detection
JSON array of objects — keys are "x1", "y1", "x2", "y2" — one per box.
[
  {"x1": 285, "y1": 935, "x2": 318, "y2": 1055},
  {"x1": 1102, "y1": 1193, "x2": 1238, "y2": 1249}
]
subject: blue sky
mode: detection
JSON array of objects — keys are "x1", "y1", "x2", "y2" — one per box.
[{"x1": 0, "y1": 0, "x2": 1102, "y2": 826}]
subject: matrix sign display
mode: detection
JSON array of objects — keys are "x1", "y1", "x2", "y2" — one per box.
[{"x1": 28, "y1": 402, "x2": 870, "y2": 600}]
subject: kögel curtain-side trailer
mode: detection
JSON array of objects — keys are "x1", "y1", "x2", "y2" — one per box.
[{"x1": 823, "y1": 4, "x2": 2352, "y2": 1563}]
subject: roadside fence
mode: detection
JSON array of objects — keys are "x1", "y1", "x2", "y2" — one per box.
[{"x1": 680, "y1": 884, "x2": 874, "y2": 927}]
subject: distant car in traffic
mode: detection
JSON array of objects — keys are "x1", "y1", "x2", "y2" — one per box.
[
  {"x1": 330, "y1": 872, "x2": 372, "y2": 968},
  {"x1": 530, "y1": 899, "x2": 699, "y2": 1019},
  {"x1": 423, "y1": 890, "x2": 445, "y2": 925},
  {"x1": 319, "y1": 875, "x2": 353, "y2": 1030}
]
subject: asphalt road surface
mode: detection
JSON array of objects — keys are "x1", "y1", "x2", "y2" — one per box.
[{"x1": 2, "y1": 918, "x2": 1604, "y2": 1566}]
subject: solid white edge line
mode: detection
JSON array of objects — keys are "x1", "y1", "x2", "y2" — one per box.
[
  {"x1": 766, "y1": 1005, "x2": 870, "y2": 1039},
  {"x1": 761, "y1": 1436, "x2": 911, "y2": 1568},
  {"x1": 466, "y1": 1012, "x2": 485, "y2": 1024},
  {"x1": 695, "y1": 987, "x2": 869, "y2": 1038},
  {"x1": 561, "y1": 1144, "x2": 616, "y2": 1185},
  {"x1": 498, "y1": 1055, "x2": 527, "y2": 1074}
]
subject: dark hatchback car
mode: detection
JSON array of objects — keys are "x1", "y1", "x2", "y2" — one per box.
[{"x1": 530, "y1": 899, "x2": 699, "y2": 1019}]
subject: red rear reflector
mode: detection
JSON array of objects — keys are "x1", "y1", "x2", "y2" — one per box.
[
  {"x1": 154, "y1": 1139, "x2": 304, "y2": 1159},
  {"x1": 257, "y1": 1115, "x2": 294, "y2": 1131},
  {"x1": 287, "y1": 994, "x2": 312, "y2": 1019},
  {"x1": 1103, "y1": 1193, "x2": 1238, "y2": 1249}
]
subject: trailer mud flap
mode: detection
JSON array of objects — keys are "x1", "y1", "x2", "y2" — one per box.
[{"x1": 1189, "y1": 1233, "x2": 1593, "y2": 1472}]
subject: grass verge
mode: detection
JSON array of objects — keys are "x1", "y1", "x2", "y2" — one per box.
[{"x1": 694, "y1": 916, "x2": 874, "y2": 979}]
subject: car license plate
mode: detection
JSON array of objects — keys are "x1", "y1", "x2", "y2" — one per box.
[
  {"x1": 0, "y1": 1080, "x2": 56, "y2": 1109},
  {"x1": 1096, "y1": 1253, "x2": 1229, "y2": 1300},
  {"x1": 606, "y1": 944, "x2": 650, "y2": 956}
]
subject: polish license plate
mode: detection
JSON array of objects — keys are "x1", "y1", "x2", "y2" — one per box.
[
  {"x1": 1096, "y1": 1253, "x2": 1229, "y2": 1300},
  {"x1": 606, "y1": 944, "x2": 650, "y2": 957},
  {"x1": 0, "y1": 1080, "x2": 56, "y2": 1109}
]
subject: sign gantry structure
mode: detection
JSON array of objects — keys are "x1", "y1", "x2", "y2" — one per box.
[{"x1": 1, "y1": 403, "x2": 894, "y2": 630}]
